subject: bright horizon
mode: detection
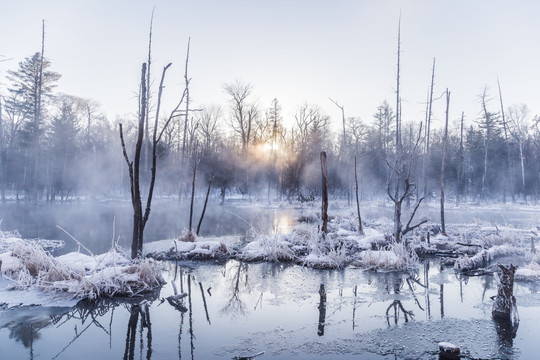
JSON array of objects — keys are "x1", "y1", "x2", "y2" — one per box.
[{"x1": 1, "y1": 0, "x2": 539, "y2": 132}]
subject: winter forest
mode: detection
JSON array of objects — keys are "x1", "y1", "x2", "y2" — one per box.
[
  {"x1": 2, "y1": 45, "x2": 540, "y2": 207},
  {"x1": 2, "y1": 2, "x2": 540, "y2": 359}
]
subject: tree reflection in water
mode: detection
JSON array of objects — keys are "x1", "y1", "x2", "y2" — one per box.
[
  {"x1": 5, "y1": 317, "x2": 50, "y2": 360},
  {"x1": 222, "y1": 261, "x2": 250, "y2": 318},
  {"x1": 317, "y1": 284, "x2": 326, "y2": 336}
]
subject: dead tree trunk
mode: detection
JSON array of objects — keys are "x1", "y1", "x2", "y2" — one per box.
[
  {"x1": 423, "y1": 57, "x2": 436, "y2": 198},
  {"x1": 456, "y1": 112, "x2": 465, "y2": 206},
  {"x1": 189, "y1": 160, "x2": 198, "y2": 231},
  {"x1": 329, "y1": 98, "x2": 346, "y2": 162},
  {"x1": 492, "y1": 263, "x2": 519, "y2": 323},
  {"x1": 120, "y1": 63, "x2": 147, "y2": 259},
  {"x1": 196, "y1": 176, "x2": 214, "y2": 236},
  {"x1": 498, "y1": 78, "x2": 515, "y2": 203},
  {"x1": 354, "y1": 156, "x2": 363, "y2": 235},
  {"x1": 120, "y1": 61, "x2": 185, "y2": 259},
  {"x1": 440, "y1": 89, "x2": 450, "y2": 235},
  {"x1": 320, "y1": 151, "x2": 329, "y2": 234}
]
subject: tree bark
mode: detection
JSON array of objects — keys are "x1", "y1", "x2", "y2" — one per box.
[{"x1": 320, "y1": 151, "x2": 328, "y2": 234}]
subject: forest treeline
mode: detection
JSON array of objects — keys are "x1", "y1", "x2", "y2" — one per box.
[{"x1": 1, "y1": 51, "x2": 539, "y2": 205}]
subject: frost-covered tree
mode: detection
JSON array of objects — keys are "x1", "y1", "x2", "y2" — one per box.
[
  {"x1": 223, "y1": 80, "x2": 258, "y2": 152},
  {"x1": 507, "y1": 104, "x2": 530, "y2": 194},
  {"x1": 6, "y1": 52, "x2": 60, "y2": 201}
]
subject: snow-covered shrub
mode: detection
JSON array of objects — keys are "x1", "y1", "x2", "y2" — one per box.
[
  {"x1": 0, "y1": 232, "x2": 165, "y2": 299},
  {"x1": 178, "y1": 229, "x2": 197, "y2": 242},
  {"x1": 302, "y1": 244, "x2": 348, "y2": 269},
  {"x1": 238, "y1": 234, "x2": 295, "y2": 262},
  {"x1": 359, "y1": 242, "x2": 418, "y2": 270},
  {"x1": 48, "y1": 258, "x2": 164, "y2": 299}
]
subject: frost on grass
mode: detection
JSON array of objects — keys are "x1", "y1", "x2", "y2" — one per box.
[
  {"x1": 0, "y1": 231, "x2": 164, "y2": 300},
  {"x1": 358, "y1": 242, "x2": 419, "y2": 271},
  {"x1": 238, "y1": 234, "x2": 295, "y2": 262}
]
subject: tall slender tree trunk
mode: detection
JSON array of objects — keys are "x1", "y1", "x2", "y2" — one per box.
[
  {"x1": 189, "y1": 160, "x2": 197, "y2": 231},
  {"x1": 144, "y1": 9, "x2": 154, "y2": 177},
  {"x1": 32, "y1": 20, "x2": 46, "y2": 204},
  {"x1": 423, "y1": 58, "x2": 436, "y2": 198},
  {"x1": 320, "y1": 151, "x2": 328, "y2": 234},
  {"x1": 498, "y1": 78, "x2": 515, "y2": 202},
  {"x1": 354, "y1": 156, "x2": 363, "y2": 235},
  {"x1": 440, "y1": 89, "x2": 450, "y2": 235},
  {"x1": 393, "y1": 15, "x2": 403, "y2": 243},
  {"x1": 196, "y1": 177, "x2": 213, "y2": 235},
  {"x1": 456, "y1": 112, "x2": 465, "y2": 206},
  {"x1": 179, "y1": 37, "x2": 191, "y2": 202}
]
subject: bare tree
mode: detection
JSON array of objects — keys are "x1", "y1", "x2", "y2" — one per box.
[
  {"x1": 422, "y1": 58, "x2": 436, "y2": 198},
  {"x1": 120, "y1": 62, "x2": 186, "y2": 258},
  {"x1": 497, "y1": 78, "x2": 515, "y2": 202},
  {"x1": 507, "y1": 103, "x2": 530, "y2": 194},
  {"x1": 387, "y1": 16, "x2": 426, "y2": 242},
  {"x1": 478, "y1": 87, "x2": 500, "y2": 199},
  {"x1": 223, "y1": 80, "x2": 257, "y2": 152},
  {"x1": 329, "y1": 97, "x2": 346, "y2": 160}
]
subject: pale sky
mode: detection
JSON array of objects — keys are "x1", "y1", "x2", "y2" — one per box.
[{"x1": 1, "y1": 0, "x2": 539, "y2": 131}]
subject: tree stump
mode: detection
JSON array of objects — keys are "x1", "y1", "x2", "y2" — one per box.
[
  {"x1": 492, "y1": 263, "x2": 519, "y2": 328},
  {"x1": 438, "y1": 342, "x2": 460, "y2": 359}
]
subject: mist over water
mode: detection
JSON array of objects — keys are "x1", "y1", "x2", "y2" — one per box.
[{"x1": 0, "y1": 199, "x2": 299, "y2": 255}]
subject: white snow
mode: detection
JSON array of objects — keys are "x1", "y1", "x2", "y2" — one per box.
[
  {"x1": 145, "y1": 236, "x2": 231, "y2": 260},
  {"x1": 516, "y1": 262, "x2": 540, "y2": 281}
]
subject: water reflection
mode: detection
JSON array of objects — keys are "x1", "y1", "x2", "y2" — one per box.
[
  {"x1": 6, "y1": 318, "x2": 50, "y2": 359},
  {"x1": 317, "y1": 284, "x2": 326, "y2": 336},
  {"x1": 0, "y1": 259, "x2": 535, "y2": 359},
  {"x1": 222, "y1": 261, "x2": 250, "y2": 318}
]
